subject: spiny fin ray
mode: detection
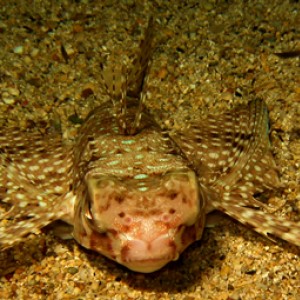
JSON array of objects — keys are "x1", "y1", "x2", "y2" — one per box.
[
  {"x1": 0, "y1": 208, "x2": 65, "y2": 250},
  {"x1": 171, "y1": 99, "x2": 280, "y2": 194},
  {"x1": 217, "y1": 202, "x2": 300, "y2": 247},
  {"x1": 99, "y1": 17, "x2": 154, "y2": 134},
  {"x1": 0, "y1": 129, "x2": 73, "y2": 248}
]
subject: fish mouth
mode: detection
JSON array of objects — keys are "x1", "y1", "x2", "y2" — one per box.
[
  {"x1": 119, "y1": 251, "x2": 180, "y2": 273},
  {"x1": 120, "y1": 257, "x2": 175, "y2": 273}
]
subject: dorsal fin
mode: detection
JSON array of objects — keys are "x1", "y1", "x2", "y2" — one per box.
[
  {"x1": 100, "y1": 60, "x2": 128, "y2": 132},
  {"x1": 127, "y1": 17, "x2": 154, "y2": 98},
  {"x1": 100, "y1": 17, "x2": 154, "y2": 135}
]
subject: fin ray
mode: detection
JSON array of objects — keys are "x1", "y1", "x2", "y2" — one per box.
[
  {"x1": 171, "y1": 99, "x2": 280, "y2": 195},
  {"x1": 99, "y1": 17, "x2": 154, "y2": 134},
  {"x1": 216, "y1": 202, "x2": 300, "y2": 247}
]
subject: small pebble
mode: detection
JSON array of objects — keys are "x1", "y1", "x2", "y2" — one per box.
[
  {"x1": 13, "y1": 45, "x2": 24, "y2": 54},
  {"x1": 2, "y1": 95, "x2": 16, "y2": 105},
  {"x1": 67, "y1": 267, "x2": 79, "y2": 275}
]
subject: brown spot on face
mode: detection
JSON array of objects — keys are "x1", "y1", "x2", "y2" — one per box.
[
  {"x1": 120, "y1": 224, "x2": 131, "y2": 233},
  {"x1": 115, "y1": 194, "x2": 125, "y2": 203},
  {"x1": 119, "y1": 212, "x2": 125, "y2": 218},
  {"x1": 169, "y1": 192, "x2": 178, "y2": 200},
  {"x1": 90, "y1": 229, "x2": 118, "y2": 258},
  {"x1": 181, "y1": 225, "x2": 197, "y2": 246},
  {"x1": 98, "y1": 200, "x2": 111, "y2": 212},
  {"x1": 107, "y1": 228, "x2": 118, "y2": 236},
  {"x1": 169, "y1": 208, "x2": 176, "y2": 214},
  {"x1": 121, "y1": 244, "x2": 130, "y2": 261},
  {"x1": 90, "y1": 231, "x2": 112, "y2": 252},
  {"x1": 151, "y1": 208, "x2": 163, "y2": 215}
]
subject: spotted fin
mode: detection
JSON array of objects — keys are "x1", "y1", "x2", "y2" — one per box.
[
  {"x1": 217, "y1": 203, "x2": 300, "y2": 247},
  {"x1": 100, "y1": 17, "x2": 154, "y2": 134},
  {"x1": 171, "y1": 99, "x2": 300, "y2": 246},
  {"x1": 0, "y1": 128, "x2": 73, "y2": 249},
  {"x1": 127, "y1": 16, "x2": 154, "y2": 98},
  {"x1": 171, "y1": 99, "x2": 280, "y2": 199}
]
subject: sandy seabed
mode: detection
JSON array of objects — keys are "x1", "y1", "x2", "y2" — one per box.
[{"x1": 0, "y1": 0, "x2": 299, "y2": 299}]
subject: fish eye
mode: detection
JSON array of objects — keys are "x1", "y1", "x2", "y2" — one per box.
[
  {"x1": 84, "y1": 199, "x2": 93, "y2": 220},
  {"x1": 82, "y1": 197, "x2": 106, "y2": 233},
  {"x1": 82, "y1": 194, "x2": 94, "y2": 220}
]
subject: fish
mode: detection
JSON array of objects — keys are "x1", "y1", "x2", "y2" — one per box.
[{"x1": 1, "y1": 17, "x2": 300, "y2": 273}]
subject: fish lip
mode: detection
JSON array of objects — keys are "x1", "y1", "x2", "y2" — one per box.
[
  {"x1": 122, "y1": 255, "x2": 174, "y2": 264},
  {"x1": 120, "y1": 257, "x2": 174, "y2": 273},
  {"x1": 118, "y1": 251, "x2": 180, "y2": 273}
]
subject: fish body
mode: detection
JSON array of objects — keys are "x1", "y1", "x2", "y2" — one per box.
[
  {"x1": 71, "y1": 99, "x2": 206, "y2": 272},
  {"x1": 1, "y1": 18, "x2": 300, "y2": 273}
]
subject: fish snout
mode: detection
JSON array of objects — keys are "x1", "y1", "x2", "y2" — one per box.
[{"x1": 119, "y1": 233, "x2": 179, "y2": 273}]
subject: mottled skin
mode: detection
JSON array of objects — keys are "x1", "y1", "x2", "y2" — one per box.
[
  {"x1": 1, "y1": 18, "x2": 300, "y2": 273},
  {"x1": 70, "y1": 98, "x2": 206, "y2": 272}
]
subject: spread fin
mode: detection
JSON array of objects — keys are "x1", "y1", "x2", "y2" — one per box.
[
  {"x1": 171, "y1": 99, "x2": 280, "y2": 198},
  {"x1": 0, "y1": 128, "x2": 73, "y2": 249},
  {"x1": 170, "y1": 99, "x2": 300, "y2": 246},
  {"x1": 216, "y1": 202, "x2": 300, "y2": 247}
]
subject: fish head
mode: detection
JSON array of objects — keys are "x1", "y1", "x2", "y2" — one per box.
[{"x1": 73, "y1": 169, "x2": 206, "y2": 273}]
